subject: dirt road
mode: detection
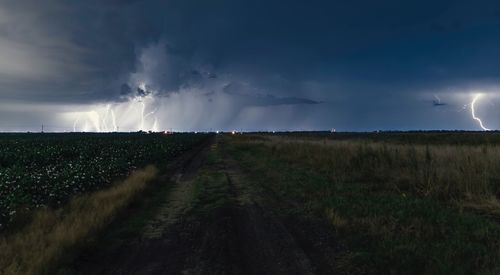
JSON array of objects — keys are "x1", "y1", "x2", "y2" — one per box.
[{"x1": 64, "y1": 137, "x2": 339, "y2": 275}]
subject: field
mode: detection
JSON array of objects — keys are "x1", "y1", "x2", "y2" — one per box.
[
  {"x1": 2, "y1": 131, "x2": 500, "y2": 274},
  {"x1": 0, "y1": 133, "x2": 208, "y2": 229},
  {"x1": 230, "y1": 132, "x2": 500, "y2": 274}
]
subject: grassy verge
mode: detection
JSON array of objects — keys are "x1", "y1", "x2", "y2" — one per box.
[
  {"x1": 226, "y1": 135, "x2": 500, "y2": 274},
  {"x1": 190, "y1": 172, "x2": 231, "y2": 217},
  {"x1": 0, "y1": 165, "x2": 158, "y2": 275},
  {"x1": 189, "y1": 149, "x2": 232, "y2": 219}
]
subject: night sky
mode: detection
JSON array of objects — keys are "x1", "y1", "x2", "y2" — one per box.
[{"x1": 2, "y1": 0, "x2": 500, "y2": 132}]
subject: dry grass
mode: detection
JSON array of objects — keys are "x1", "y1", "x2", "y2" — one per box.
[
  {"x1": 228, "y1": 134, "x2": 500, "y2": 273},
  {"x1": 0, "y1": 165, "x2": 158, "y2": 275},
  {"x1": 250, "y1": 135, "x2": 500, "y2": 214},
  {"x1": 324, "y1": 207, "x2": 347, "y2": 229}
]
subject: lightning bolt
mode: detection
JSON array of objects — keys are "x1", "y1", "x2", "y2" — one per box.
[
  {"x1": 471, "y1": 94, "x2": 491, "y2": 131},
  {"x1": 152, "y1": 117, "x2": 159, "y2": 132},
  {"x1": 73, "y1": 115, "x2": 81, "y2": 132},
  {"x1": 111, "y1": 110, "x2": 118, "y2": 131},
  {"x1": 434, "y1": 94, "x2": 441, "y2": 104},
  {"x1": 139, "y1": 101, "x2": 146, "y2": 130},
  {"x1": 101, "y1": 104, "x2": 111, "y2": 131},
  {"x1": 71, "y1": 81, "x2": 161, "y2": 132}
]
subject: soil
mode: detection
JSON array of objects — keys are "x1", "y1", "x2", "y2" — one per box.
[{"x1": 66, "y1": 137, "x2": 341, "y2": 275}]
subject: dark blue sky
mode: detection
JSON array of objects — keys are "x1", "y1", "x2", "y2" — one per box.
[{"x1": 1, "y1": 0, "x2": 500, "y2": 131}]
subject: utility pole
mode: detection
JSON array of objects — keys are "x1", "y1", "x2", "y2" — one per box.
[{"x1": 41, "y1": 124, "x2": 44, "y2": 133}]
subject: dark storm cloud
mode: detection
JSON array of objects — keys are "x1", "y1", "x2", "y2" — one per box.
[
  {"x1": 2, "y1": 0, "x2": 500, "y2": 130},
  {"x1": 221, "y1": 83, "x2": 321, "y2": 106}
]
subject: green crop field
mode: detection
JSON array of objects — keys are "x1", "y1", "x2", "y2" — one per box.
[{"x1": 0, "y1": 133, "x2": 208, "y2": 229}]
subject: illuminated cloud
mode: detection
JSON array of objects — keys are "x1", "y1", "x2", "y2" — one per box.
[{"x1": 2, "y1": 0, "x2": 500, "y2": 131}]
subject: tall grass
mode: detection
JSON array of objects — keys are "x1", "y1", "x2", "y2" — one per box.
[
  {"x1": 228, "y1": 135, "x2": 500, "y2": 273},
  {"x1": 261, "y1": 136, "x2": 500, "y2": 209},
  {"x1": 0, "y1": 165, "x2": 158, "y2": 275}
]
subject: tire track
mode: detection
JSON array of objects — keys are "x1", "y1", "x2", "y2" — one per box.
[{"x1": 69, "y1": 136, "x2": 339, "y2": 274}]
